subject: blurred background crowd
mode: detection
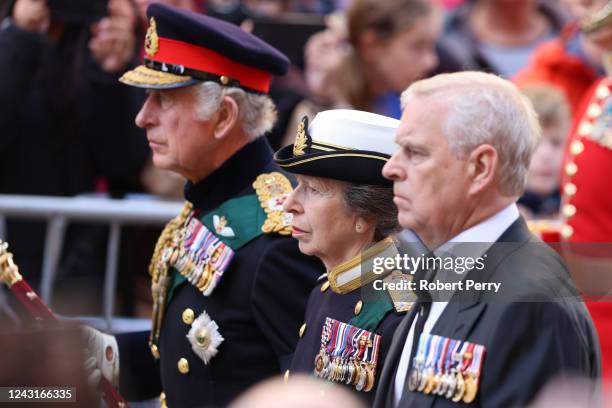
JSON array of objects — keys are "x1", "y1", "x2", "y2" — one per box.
[{"x1": 0, "y1": 0, "x2": 610, "y2": 335}]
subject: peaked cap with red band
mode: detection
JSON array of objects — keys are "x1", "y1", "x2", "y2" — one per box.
[{"x1": 119, "y1": 3, "x2": 289, "y2": 93}]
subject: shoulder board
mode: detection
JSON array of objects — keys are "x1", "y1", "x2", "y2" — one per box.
[{"x1": 253, "y1": 172, "x2": 293, "y2": 235}]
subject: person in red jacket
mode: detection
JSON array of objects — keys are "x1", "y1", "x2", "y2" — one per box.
[
  {"x1": 514, "y1": 0, "x2": 612, "y2": 118},
  {"x1": 551, "y1": 1, "x2": 612, "y2": 380}
]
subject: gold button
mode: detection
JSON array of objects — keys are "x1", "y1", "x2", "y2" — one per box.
[
  {"x1": 596, "y1": 85, "x2": 610, "y2": 100},
  {"x1": 578, "y1": 122, "x2": 593, "y2": 137},
  {"x1": 160, "y1": 392, "x2": 167, "y2": 408},
  {"x1": 561, "y1": 224, "x2": 574, "y2": 239},
  {"x1": 564, "y1": 183, "x2": 577, "y2": 197},
  {"x1": 220, "y1": 75, "x2": 229, "y2": 85},
  {"x1": 320, "y1": 281, "x2": 330, "y2": 292},
  {"x1": 150, "y1": 343, "x2": 160, "y2": 359},
  {"x1": 570, "y1": 140, "x2": 584, "y2": 156},
  {"x1": 298, "y1": 323, "x2": 307, "y2": 338},
  {"x1": 563, "y1": 204, "x2": 577, "y2": 218},
  {"x1": 565, "y1": 162, "x2": 578, "y2": 176},
  {"x1": 178, "y1": 358, "x2": 190, "y2": 374},
  {"x1": 182, "y1": 308, "x2": 195, "y2": 325},
  {"x1": 283, "y1": 369, "x2": 290, "y2": 383},
  {"x1": 354, "y1": 300, "x2": 363, "y2": 315},
  {"x1": 587, "y1": 103, "x2": 603, "y2": 119}
]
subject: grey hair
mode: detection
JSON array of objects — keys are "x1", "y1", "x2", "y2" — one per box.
[
  {"x1": 192, "y1": 82, "x2": 277, "y2": 140},
  {"x1": 400, "y1": 71, "x2": 541, "y2": 197},
  {"x1": 343, "y1": 184, "x2": 400, "y2": 242}
]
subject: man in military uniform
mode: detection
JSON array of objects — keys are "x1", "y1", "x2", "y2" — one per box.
[{"x1": 83, "y1": 4, "x2": 322, "y2": 407}]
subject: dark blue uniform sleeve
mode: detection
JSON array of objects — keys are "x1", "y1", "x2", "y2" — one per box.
[
  {"x1": 116, "y1": 330, "x2": 162, "y2": 401},
  {"x1": 250, "y1": 236, "x2": 323, "y2": 371}
]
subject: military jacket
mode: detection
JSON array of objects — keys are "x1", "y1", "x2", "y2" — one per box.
[
  {"x1": 289, "y1": 238, "x2": 409, "y2": 404},
  {"x1": 116, "y1": 139, "x2": 323, "y2": 407}
]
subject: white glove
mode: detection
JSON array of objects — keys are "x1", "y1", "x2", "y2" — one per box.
[{"x1": 81, "y1": 326, "x2": 120, "y2": 390}]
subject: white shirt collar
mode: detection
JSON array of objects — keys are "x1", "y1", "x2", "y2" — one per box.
[
  {"x1": 448, "y1": 203, "x2": 520, "y2": 243},
  {"x1": 435, "y1": 203, "x2": 520, "y2": 258}
]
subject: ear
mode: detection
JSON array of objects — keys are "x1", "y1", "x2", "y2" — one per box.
[
  {"x1": 466, "y1": 144, "x2": 499, "y2": 196},
  {"x1": 213, "y1": 96, "x2": 240, "y2": 140},
  {"x1": 355, "y1": 216, "x2": 372, "y2": 233}
]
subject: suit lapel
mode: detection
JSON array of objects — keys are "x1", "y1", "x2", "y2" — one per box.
[{"x1": 374, "y1": 306, "x2": 419, "y2": 408}]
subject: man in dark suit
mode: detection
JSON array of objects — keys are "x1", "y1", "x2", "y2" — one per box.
[
  {"x1": 82, "y1": 4, "x2": 322, "y2": 408},
  {"x1": 375, "y1": 71, "x2": 601, "y2": 407}
]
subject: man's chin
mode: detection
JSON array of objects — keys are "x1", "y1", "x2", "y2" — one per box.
[
  {"x1": 151, "y1": 155, "x2": 173, "y2": 171},
  {"x1": 397, "y1": 213, "x2": 418, "y2": 231}
]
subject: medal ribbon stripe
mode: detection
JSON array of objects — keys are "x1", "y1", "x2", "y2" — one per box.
[
  {"x1": 462, "y1": 343, "x2": 476, "y2": 371},
  {"x1": 425, "y1": 335, "x2": 438, "y2": 373},
  {"x1": 438, "y1": 338, "x2": 451, "y2": 376},
  {"x1": 444, "y1": 339, "x2": 456, "y2": 374},
  {"x1": 371, "y1": 333, "x2": 381, "y2": 369}
]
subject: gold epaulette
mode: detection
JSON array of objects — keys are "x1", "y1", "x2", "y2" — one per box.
[{"x1": 253, "y1": 172, "x2": 293, "y2": 235}]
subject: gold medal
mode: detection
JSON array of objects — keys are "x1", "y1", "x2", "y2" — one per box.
[
  {"x1": 431, "y1": 374, "x2": 441, "y2": 394},
  {"x1": 363, "y1": 365, "x2": 375, "y2": 392},
  {"x1": 423, "y1": 372, "x2": 436, "y2": 395},
  {"x1": 452, "y1": 371, "x2": 465, "y2": 402},
  {"x1": 462, "y1": 373, "x2": 478, "y2": 403},
  {"x1": 314, "y1": 352, "x2": 325, "y2": 376},
  {"x1": 352, "y1": 360, "x2": 361, "y2": 386}
]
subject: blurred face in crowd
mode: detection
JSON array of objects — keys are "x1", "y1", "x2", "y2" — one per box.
[
  {"x1": 366, "y1": 12, "x2": 441, "y2": 93},
  {"x1": 383, "y1": 96, "x2": 472, "y2": 246},
  {"x1": 526, "y1": 125, "x2": 566, "y2": 196},
  {"x1": 283, "y1": 176, "x2": 372, "y2": 269},
  {"x1": 562, "y1": 0, "x2": 610, "y2": 20},
  {"x1": 135, "y1": 86, "x2": 217, "y2": 180},
  {"x1": 563, "y1": 0, "x2": 612, "y2": 48}
]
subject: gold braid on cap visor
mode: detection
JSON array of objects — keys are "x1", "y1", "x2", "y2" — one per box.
[{"x1": 120, "y1": 65, "x2": 193, "y2": 86}]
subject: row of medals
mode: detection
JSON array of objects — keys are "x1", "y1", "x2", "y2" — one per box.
[
  {"x1": 162, "y1": 215, "x2": 220, "y2": 292},
  {"x1": 314, "y1": 351, "x2": 376, "y2": 392},
  {"x1": 408, "y1": 357, "x2": 478, "y2": 403}
]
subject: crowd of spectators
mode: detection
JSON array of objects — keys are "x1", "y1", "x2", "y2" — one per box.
[{"x1": 0, "y1": 0, "x2": 609, "y2": 318}]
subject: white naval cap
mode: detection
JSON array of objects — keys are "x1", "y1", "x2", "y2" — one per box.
[{"x1": 274, "y1": 109, "x2": 400, "y2": 186}]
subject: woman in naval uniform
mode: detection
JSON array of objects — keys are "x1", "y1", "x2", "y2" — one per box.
[{"x1": 274, "y1": 109, "x2": 413, "y2": 402}]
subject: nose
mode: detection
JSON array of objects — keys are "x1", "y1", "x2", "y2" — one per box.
[
  {"x1": 135, "y1": 93, "x2": 158, "y2": 129},
  {"x1": 282, "y1": 189, "x2": 303, "y2": 215},
  {"x1": 382, "y1": 152, "x2": 404, "y2": 181}
]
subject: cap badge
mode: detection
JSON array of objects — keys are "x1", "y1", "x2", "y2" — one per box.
[
  {"x1": 293, "y1": 116, "x2": 310, "y2": 157},
  {"x1": 145, "y1": 17, "x2": 160, "y2": 57}
]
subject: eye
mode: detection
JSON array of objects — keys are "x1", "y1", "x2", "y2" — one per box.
[
  {"x1": 159, "y1": 92, "x2": 173, "y2": 109},
  {"x1": 305, "y1": 184, "x2": 317, "y2": 193}
]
